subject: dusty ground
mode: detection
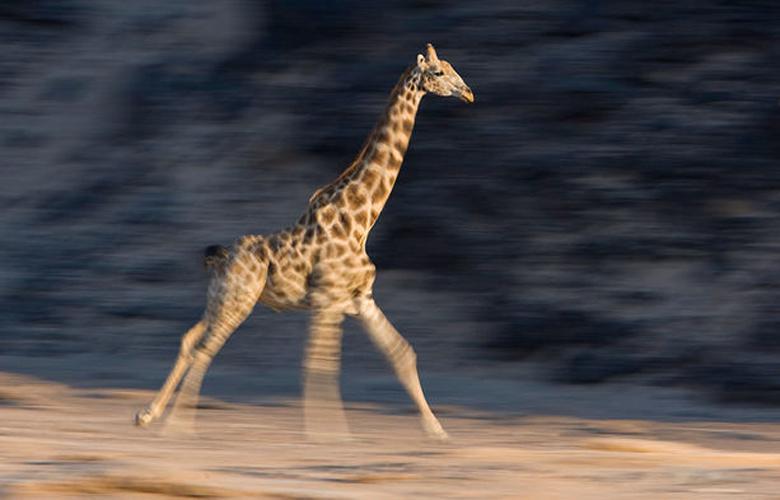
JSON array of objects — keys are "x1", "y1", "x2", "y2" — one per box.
[
  {"x1": 2, "y1": 3, "x2": 780, "y2": 498},
  {"x1": 1, "y1": 371, "x2": 779, "y2": 499}
]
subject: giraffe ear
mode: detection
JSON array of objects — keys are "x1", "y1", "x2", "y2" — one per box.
[{"x1": 416, "y1": 54, "x2": 426, "y2": 68}]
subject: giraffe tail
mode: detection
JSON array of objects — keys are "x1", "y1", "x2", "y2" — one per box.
[{"x1": 203, "y1": 244, "x2": 229, "y2": 271}]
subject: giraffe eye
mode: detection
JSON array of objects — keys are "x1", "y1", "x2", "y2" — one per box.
[{"x1": 433, "y1": 70, "x2": 444, "y2": 76}]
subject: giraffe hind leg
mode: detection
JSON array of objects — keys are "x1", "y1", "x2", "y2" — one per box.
[
  {"x1": 165, "y1": 253, "x2": 267, "y2": 432},
  {"x1": 136, "y1": 242, "x2": 266, "y2": 430},
  {"x1": 135, "y1": 320, "x2": 207, "y2": 427},
  {"x1": 135, "y1": 245, "x2": 229, "y2": 427},
  {"x1": 163, "y1": 322, "x2": 233, "y2": 434}
]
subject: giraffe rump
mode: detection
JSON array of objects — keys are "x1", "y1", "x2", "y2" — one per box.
[{"x1": 203, "y1": 244, "x2": 229, "y2": 270}]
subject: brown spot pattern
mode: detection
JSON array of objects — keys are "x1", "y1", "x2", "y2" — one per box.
[
  {"x1": 345, "y1": 184, "x2": 366, "y2": 209},
  {"x1": 372, "y1": 182, "x2": 388, "y2": 204},
  {"x1": 331, "y1": 223, "x2": 346, "y2": 239},
  {"x1": 361, "y1": 169, "x2": 378, "y2": 188},
  {"x1": 376, "y1": 130, "x2": 389, "y2": 146},
  {"x1": 371, "y1": 148, "x2": 387, "y2": 166},
  {"x1": 320, "y1": 207, "x2": 335, "y2": 225},
  {"x1": 388, "y1": 155, "x2": 402, "y2": 170},
  {"x1": 353, "y1": 211, "x2": 367, "y2": 226},
  {"x1": 339, "y1": 213, "x2": 352, "y2": 234}
]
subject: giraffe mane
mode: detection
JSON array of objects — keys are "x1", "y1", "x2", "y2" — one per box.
[{"x1": 308, "y1": 64, "x2": 417, "y2": 204}]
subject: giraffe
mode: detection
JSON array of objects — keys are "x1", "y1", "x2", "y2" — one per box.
[{"x1": 134, "y1": 43, "x2": 473, "y2": 441}]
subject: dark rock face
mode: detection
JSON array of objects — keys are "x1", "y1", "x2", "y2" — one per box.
[
  {"x1": 484, "y1": 306, "x2": 637, "y2": 357},
  {"x1": 0, "y1": 1, "x2": 82, "y2": 29},
  {"x1": 1, "y1": 1, "x2": 779, "y2": 402}
]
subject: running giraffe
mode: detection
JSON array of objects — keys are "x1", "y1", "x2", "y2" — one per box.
[{"x1": 135, "y1": 44, "x2": 473, "y2": 440}]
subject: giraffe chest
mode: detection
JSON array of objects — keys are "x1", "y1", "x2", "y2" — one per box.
[{"x1": 259, "y1": 259, "x2": 310, "y2": 311}]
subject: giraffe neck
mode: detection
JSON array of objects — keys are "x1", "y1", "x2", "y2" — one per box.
[
  {"x1": 359, "y1": 67, "x2": 425, "y2": 225},
  {"x1": 310, "y1": 66, "x2": 425, "y2": 229}
]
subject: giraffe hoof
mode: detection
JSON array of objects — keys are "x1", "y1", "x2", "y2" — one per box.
[
  {"x1": 134, "y1": 407, "x2": 154, "y2": 427},
  {"x1": 427, "y1": 429, "x2": 450, "y2": 442},
  {"x1": 423, "y1": 421, "x2": 450, "y2": 442}
]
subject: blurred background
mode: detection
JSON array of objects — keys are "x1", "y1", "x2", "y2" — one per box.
[{"x1": 1, "y1": 0, "x2": 779, "y2": 410}]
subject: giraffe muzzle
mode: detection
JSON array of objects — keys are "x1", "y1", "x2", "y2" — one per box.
[{"x1": 459, "y1": 86, "x2": 475, "y2": 104}]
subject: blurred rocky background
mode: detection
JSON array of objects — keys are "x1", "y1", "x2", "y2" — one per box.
[{"x1": 1, "y1": 0, "x2": 779, "y2": 406}]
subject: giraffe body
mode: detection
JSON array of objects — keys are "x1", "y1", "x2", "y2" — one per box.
[{"x1": 135, "y1": 44, "x2": 473, "y2": 440}]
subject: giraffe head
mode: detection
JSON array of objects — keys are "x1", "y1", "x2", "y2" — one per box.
[{"x1": 416, "y1": 43, "x2": 474, "y2": 103}]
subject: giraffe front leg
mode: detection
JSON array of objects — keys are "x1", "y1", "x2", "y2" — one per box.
[
  {"x1": 303, "y1": 307, "x2": 350, "y2": 441},
  {"x1": 357, "y1": 297, "x2": 449, "y2": 441},
  {"x1": 135, "y1": 320, "x2": 207, "y2": 427}
]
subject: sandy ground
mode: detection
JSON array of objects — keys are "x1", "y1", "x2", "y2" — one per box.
[
  {"x1": 2, "y1": 3, "x2": 780, "y2": 498},
  {"x1": 1, "y1": 371, "x2": 779, "y2": 499}
]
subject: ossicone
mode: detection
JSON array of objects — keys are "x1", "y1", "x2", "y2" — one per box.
[{"x1": 425, "y1": 43, "x2": 439, "y2": 62}]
